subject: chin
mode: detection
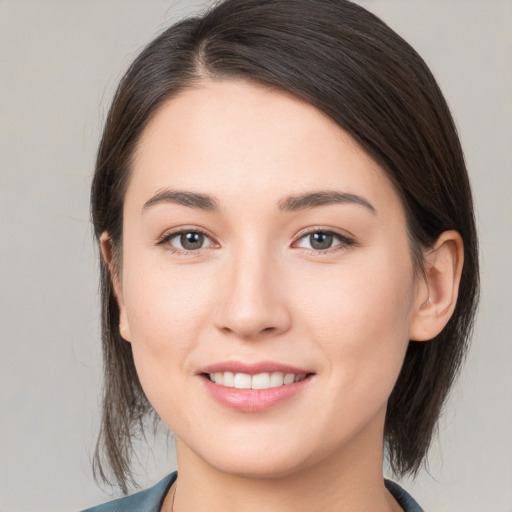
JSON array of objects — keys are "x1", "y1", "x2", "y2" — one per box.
[
  {"x1": 208, "y1": 452, "x2": 310, "y2": 480},
  {"x1": 181, "y1": 430, "x2": 331, "y2": 481}
]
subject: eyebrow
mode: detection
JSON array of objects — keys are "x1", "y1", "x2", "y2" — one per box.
[
  {"x1": 142, "y1": 188, "x2": 376, "y2": 214},
  {"x1": 278, "y1": 190, "x2": 376, "y2": 214},
  {"x1": 143, "y1": 189, "x2": 220, "y2": 212}
]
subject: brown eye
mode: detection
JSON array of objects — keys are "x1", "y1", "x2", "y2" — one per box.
[
  {"x1": 162, "y1": 230, "x2": 214, "y2": 252},
  {"x1": 294, "y1": 230, "x2": 355, "y2": 252},
  {"x1": 309, "y1": 232, "x2": 334, "y2": 250},
  {"x1": 178, "y1": 232, "x2": 205, "y2": 250}
]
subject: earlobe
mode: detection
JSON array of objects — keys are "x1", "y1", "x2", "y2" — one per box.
[
  {"x1": 409, "y1": 230, "x2": 464, "y2": 342},
  {"x1": 100, "y1": 232, "x2": 132, "y2": 342}
]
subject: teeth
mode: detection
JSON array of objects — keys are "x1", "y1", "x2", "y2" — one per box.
[
  {"x1": 209, "y1": 371, "x2": 307, "y2": 390},
  {"x1": 252, "y1": 372, "x2": 270, "y2": 389},
  {"x1": 270, "y1": 372, "x2": 284, "y2": 387},
  {"x1": 234, "y1": 373, "x2": 252, "y2": 389},
  {"x1": 223, "y1": 372, "x2": 234, "y2": 387},
  {"x1": 283, "y1": 373, "x2": 295, "y2": 385}
]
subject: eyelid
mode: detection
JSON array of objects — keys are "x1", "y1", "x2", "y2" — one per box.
[
  {"x1": 156, "y1": 225, "x2": 357, "y2": 256},
  {"x1": 292, "y1": 227, "x2": 357, "y2": 253},
  {"x1": 157, "y1": 226, "x2": 218, "y2": 255}
]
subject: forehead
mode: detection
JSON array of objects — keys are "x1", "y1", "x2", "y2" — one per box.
[{"x1": 128, "y1": 79, "x2": 403, "y2": 217}]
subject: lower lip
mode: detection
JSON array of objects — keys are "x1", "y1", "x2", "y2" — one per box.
[{"x1": 201, "y1": 375, "x2": 313, "y2": 413}]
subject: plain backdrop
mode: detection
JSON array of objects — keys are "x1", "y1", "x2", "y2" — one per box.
[{"x1": 1, "y1": 1, "x2": 511, "y2": 511}]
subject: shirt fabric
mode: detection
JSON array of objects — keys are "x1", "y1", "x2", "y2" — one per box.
[{"x1": 81, "y1": 471, "x2": 424, "y2": 512}]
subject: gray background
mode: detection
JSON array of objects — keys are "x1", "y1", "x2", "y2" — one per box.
[{"x1": 1, "y1": 1, "x2": 511, "y2": 511}]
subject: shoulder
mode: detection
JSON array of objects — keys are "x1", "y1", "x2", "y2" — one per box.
[
  {"x1": 80, "y1": 472, "x2": 177, "y2": 512},
  {"x1": 385, "y1": 480, "x2": 425, "y2": 512}
]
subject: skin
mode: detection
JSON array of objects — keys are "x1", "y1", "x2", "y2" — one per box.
[{"x1": 102, "y1": 80, "x2": 463, "y2": 512}]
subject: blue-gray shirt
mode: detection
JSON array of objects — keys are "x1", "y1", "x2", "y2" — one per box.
[{"x1": 81, "y1": 472, "x2": 424, "y2": 512}]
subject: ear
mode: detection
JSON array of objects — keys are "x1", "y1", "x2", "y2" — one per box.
[
  {"x1": 409, "y1": 230, "x2": 464, "y2": 342},
  {"x1": 100, "y1": 232, "x2": 132, "y2": 342}
]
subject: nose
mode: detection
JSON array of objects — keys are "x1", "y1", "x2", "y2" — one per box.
[{"x1": 213, "y1": 248, "x2": 292, "y2": 340}]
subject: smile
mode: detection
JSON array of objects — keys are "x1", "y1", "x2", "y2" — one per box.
[
  {"x1": 199, "y1": 363, "x2": 314, "y2": 412},
  {"x1": 207, "y1": 371, "x2": 308, "y2": 389}
]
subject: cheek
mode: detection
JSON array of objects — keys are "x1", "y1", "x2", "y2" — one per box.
[
  {"x1": 296, "y1": 252, "x2": 415, "y2": 399},
  {"x1": 120, "y1": 252, "x2": 237, "y2": 418},
  {"x1": 120, "y1": 265, "x2": 210, "y2": 429},
  {"x1": 123, "y1": 262, "x2": 211, "y2": 351}
]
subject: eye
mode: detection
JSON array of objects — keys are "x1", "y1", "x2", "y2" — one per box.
[
  {"x1": 294, "y1": 230, "x2": 355, "y2": 252},
  {"x1": 159, "y1": 229, "x2": 216, "y2": 253}
]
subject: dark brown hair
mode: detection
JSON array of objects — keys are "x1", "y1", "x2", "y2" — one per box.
[{"x1": 91, "y1": 0, "x2": 479, "y2": 493}]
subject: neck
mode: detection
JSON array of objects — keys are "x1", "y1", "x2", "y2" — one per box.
[{"x1": 165, "y1": 409, "x2": 401, "y2": 512}]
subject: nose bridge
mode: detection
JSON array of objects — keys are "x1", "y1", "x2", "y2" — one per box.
[{"x1": 214, "y1": 237, "x2": 290, "y2": 339}]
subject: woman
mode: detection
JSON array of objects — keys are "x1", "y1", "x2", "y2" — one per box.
[{"x1": 84, "y1": 0, "x2": 479, "y2": 510}]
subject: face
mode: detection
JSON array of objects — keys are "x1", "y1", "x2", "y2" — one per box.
[{"x1": 113, "y1": 80, "x2": 424, "y2": 479}]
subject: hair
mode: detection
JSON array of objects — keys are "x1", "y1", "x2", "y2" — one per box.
[{"x1": 91, "y1": 0, "x2": 479, "y2": 494}]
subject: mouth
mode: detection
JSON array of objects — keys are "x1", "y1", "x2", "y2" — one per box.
[
  {"x1": 198, "y1": 362, "x2": 315, "y2": 412},
  {"x1": 203, "y1": 371, "x2": 310, "y2": 390}
]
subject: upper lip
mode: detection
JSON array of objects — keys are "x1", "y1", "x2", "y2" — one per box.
[{"x1": 199, "y1": 361, "x2": 313, "y2": 375}]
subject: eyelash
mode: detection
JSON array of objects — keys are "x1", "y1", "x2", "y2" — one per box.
[
  {"x1": 157, "y1": 228, "x2": 356, "y2": 256},
  {"x1": 157, "y1": 227, "x2": 215, "y2": 256},
  {"x1": 293, "y1": 229, "x2": 357, "y2": 255}
]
